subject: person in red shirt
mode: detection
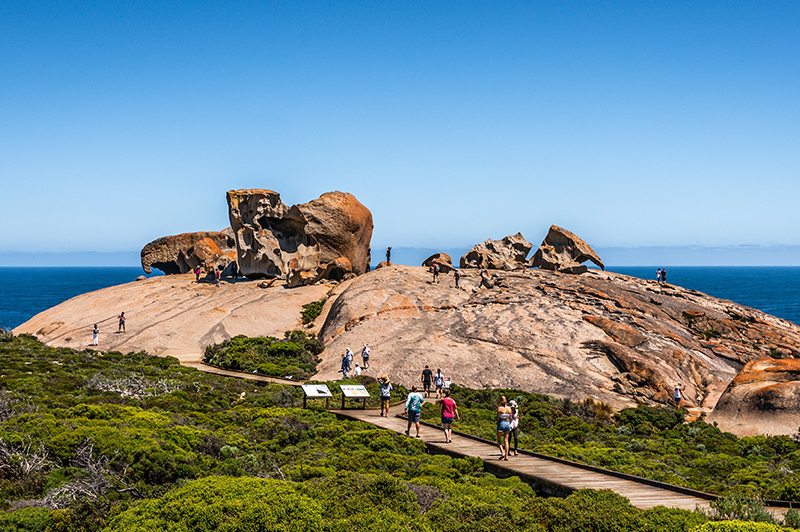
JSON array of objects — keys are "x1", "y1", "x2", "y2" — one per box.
[{"x1": 437, "y1": 389, "x2": 460, "y2": 443}]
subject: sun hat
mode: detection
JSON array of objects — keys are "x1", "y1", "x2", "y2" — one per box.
[
  {"x1": 509, "y1": 400, "x2": 518, "y2": 408},
  {"x1": 381, "y1": 374, "x2": 389, "y2": 381}
]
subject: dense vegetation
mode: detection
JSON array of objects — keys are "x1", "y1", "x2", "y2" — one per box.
[
  {"x1": 202, "y1": 331, "x2": 323, "y2": 379},
  {"x1": 0, "y1": 335, "x2": 798, "y2": 531},
  {"x1": 301, "y1": 298, "x2": 327, "y2": 324},
  {"x1": 420, "y1": 387, "x2": 800, "y2": 502}
]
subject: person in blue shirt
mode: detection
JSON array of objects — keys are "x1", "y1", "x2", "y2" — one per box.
[{"x1": 404, "y1": 386, "x2": 425, "y2": 438}]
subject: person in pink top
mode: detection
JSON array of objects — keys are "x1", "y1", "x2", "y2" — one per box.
[{"x1": 437, "y1": 389, "x2": 460, "y2": 443}]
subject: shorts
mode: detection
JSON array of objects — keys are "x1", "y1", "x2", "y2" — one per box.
[
  {"x1": 441, "y1": 416, "x2": 454, "y2": 425},
  {"x1": 408, "y1": 410, "x2": 421, "y2": 422},
  {"x1": 423, "y1": 382, "x2": 432, "y2": 391},
  {"x1": 381, "y1": 396, "x2": 390, "y2": 403},
  {"x1": 497, "y1": 420, "x2": 511, "y2": 432}
]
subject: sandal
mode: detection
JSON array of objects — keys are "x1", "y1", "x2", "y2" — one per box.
[{"x1": 404, "y1": 430, "x2": 409, "y2": 436}]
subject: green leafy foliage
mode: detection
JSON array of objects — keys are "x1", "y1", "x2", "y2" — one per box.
[
  {"x1": 203, "y1": 331, "x2": 323, "y2": 379},
  {"x1": 301, "y1": 299, "x2": 327, "y2": 324}
]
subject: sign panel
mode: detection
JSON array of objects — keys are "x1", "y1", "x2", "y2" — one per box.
[
  {"x1": 340, "y1": 384, "x2": 370, "y2": 398},
  {"x1": 302, "y1": 384, "x2": 333, "y2": 398},
  {"x1": 443, "y1": 377, "x2": 452, "y2": 389}
]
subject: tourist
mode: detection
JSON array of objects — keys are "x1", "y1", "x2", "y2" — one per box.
[
  {"x1": 434, "y1": 368, "x2": 445, "y2": 398},
  {"x1": 496, "y1": 396, "x2": 512, "y2": 460},
  {"x1": 118, "y1": 312, "x2": 126, "y2": 333},
  {"x1": 340, "y1": 353, "x2": 349, "y2": 379},
  {"x1": 215, "y1": 267, "x2": 221, "y2": 287},
  {"x1": 438, "y1": 389, "x2": 459, "y2": 443},
  {"x1": 353, "y1": 363, "x2": 362, "y2": 377},
  {"x1": 345, "y1": 347, "x2": 354, "y2": 372},
  {"x1": 378, "y1": 374, "x2": 392, "y2": 417},
  {"x1": 386, "y1": 246, "x2": 392, "y2": 265},
  {"x1": 454, "y1": 269, "x2": 461, "y2": 289},
  {"x1": 656, "y1": 268, "x2": 661, "y2": 282},
  {"x1": 673, "y1": 383, "x2": 684, "y2": 407},
  {"x1": 404, "y1": 385, "x2": 424, "y2": 438},
  {"x1": 509, "y1": 400, "x2": 520, "y2": 456},
  {"x1": 231, "y1": 261, "x2": 239, "y2": 279},
  {"x1": 421, "y1": 365, "x2": 433, "y2": 397},
  {"x1": 361, "y1": 344, "x2": 370, "y2": 369},
  {"x1": 662, "y1": 268, "x2": 667, "y2": 283},
  {"x1": 195, "y1": 265, "x2": 202, "y2": 283},
  {"x1": 432, "y1": 261, "x2": 440, "y2": 283},
  {"x1": 92, "y1": 324, "x2": 99, "y2": 346}
]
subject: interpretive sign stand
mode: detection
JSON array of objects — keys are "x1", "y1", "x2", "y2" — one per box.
[
  {"x1": 443, "y1": 377, "x2": 452, "y2": 389},
  {"x1": 301, "y1": 384, "x2": 332, "y2": 409},
  {"x1": 340, "y1": 384, "x2": 370, "y2": 409}
]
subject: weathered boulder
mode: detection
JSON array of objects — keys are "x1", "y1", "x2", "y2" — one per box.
[
  {"x1": 423, "y1": 253, "x2": 454, "y2": 273},
  {"x1": 226, "y1": 189, "x2": 373, "y2": 282},
  {"x1": 141, "y1": 229, "x2": 236, "y2": 275},
  {"x1": 531, "y1": 225, "x2": 604, "y2": 274},
  {"x1": 460, "y1": 233, "x2": 532, "y2": 270},
  {"x1": 708, "y1": 358, "x2": 800, "y2": 436}
]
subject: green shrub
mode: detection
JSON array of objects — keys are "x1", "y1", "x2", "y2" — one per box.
[
  {"x1": 301, "y1": 299, "x2": 327, "y2": 324},
  {"x1": 691, "y1": 521, "x2": 792, "y2": 531},
  {"x1": 203, "y1": 332, "x2": 323, "y2": 379},
  {"x1": 0, "y1": 507, "x2": 50, "y2": 532}
]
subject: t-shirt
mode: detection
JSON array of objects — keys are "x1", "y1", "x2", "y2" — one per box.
[
  {"x1": 439, "y1": 397, "x2": 457, "y2": 418},
  {"x1": 379, "y1": 381, "x2": 392, "y2": 397},
  {"x1": 674, "y1": 387, "x2": 682, "y2": 399},
  {"x1": 362, "y1": 347, "x2": 370, "y2": 358},
  {"x1": 422, "y1": 369, "x2": 433, "y2": 384},
  {"x1": 405, "y1": 392, "x2": 424, "y2": 412},
  {"x1": 434, "y1": 373, "x2": 444, "y2": 386},
  {"x1": 510, "y1": 409, "x2": 519, "y2": 430}
]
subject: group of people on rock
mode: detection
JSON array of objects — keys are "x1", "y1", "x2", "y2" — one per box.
[
  {"x1": 89, "y1": 312, "x2": 126, "y2": 346},
  {"x1": 656, "y1": 268, "x2": 668, "y2": 283},
  {"x1": 340, "y1": 344, "x2": 371, "y2": 379}
]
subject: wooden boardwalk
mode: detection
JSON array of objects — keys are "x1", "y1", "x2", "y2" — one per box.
[{"x1": 332, "y1": 404, "x2": 788, "y2": 516}]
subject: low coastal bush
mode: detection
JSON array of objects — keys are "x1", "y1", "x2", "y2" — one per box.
[
  {"x1": 301, "y1": 299, "x2": 327, "y2": 324},
  {"x1": 203, "y1": 331, "x2": 323, "y2": 379}
]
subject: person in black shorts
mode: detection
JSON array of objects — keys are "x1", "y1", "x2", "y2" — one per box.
[{"x1": 421, "y1": 365, "x2": 433, "y2": 397}]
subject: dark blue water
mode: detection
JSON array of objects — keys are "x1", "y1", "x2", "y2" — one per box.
[
  {"x1": 1, "y1": 266, "x2": 799, "y2": 330},
  {"x1": 0, "y1": 267, "x2": 161, "y2": 330}
]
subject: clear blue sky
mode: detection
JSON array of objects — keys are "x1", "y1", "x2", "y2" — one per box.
[{"x1": 2, "y1": 1, "x2": 799, "y2": 258}]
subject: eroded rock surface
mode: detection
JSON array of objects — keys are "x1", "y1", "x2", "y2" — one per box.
[
  {"x1": 141, "y1": 229, "x2": 236, "y2": 275},
  {"x1": 226, "y1": 189, "x2": 373, "y2": 283},
  {"x1": 708, "y1": 358, "x2": 800, "y2": 436},
  {"x1": 316, "y1": 266, "x2": 800, "y2": 417},
  {"x1": 531, "y1": 225, "x2": 604, "y2": 274},
  {"x1": 423, "y1": 253, "x2": 454, "y2": 274},
  {"x1": 460, "y1": 233, "x2": 532, "y2": 270}
]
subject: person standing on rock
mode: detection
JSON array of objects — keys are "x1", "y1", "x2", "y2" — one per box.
[
  {"x1": 438, "y1": 389, "x2": 459, "y2": 443},
  {"x1": 421, "y1": 365, "x2": 433, "y2": 397},
  {"x1": 454, "y1": 269, "x2": 461, "y2": 289},
  {"x1": 496, "y1": 396, "x2": 512, "y2": 461},
  {"x1": 195, "y1": 265, "x2": 202, "y2": 283},
  {"x1": 656, "y1": 269, "x2": 662, "y2": 282},
  {"x1": 340, "y1": 353, "x2": 349, "y2": 379},
  {"x1": 661, "y1": 268, "x2": 667, "y2": 283},
  {"x1": 215, "y1": 267, "x2": 221, "y2": 287},
  {"x1": 361, "y1": 344, "x2": 370, "y2": 369},
  {"x1": 345, "y1": 347, "x2": 354, "y2": 372},
  {"x1": 118, "y1": 312, "x2": 126, "y2": 333},
  {"x1": 432, "y1": 261, "x2": 440, "y2": 283},
  {"x1": 673, "y1": 383, "x2": 684, "y2": 407},
  {"x1": 404, "y1": 385, "x2": 424, "y2": 438},
  {"x1": 353, "y1": 363, "x2": 362, "y2": 377},
  {"x1": 92, "y1": 324, "x2": 99, "y2": 346},
  {"x1": 386, "y1": 247, "x2": 392, "y2": 265},
  {"x1": 378, "y1": 374, "x2": 392, "y2": 417}
]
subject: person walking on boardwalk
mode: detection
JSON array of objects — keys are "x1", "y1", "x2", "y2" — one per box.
[
  {"x1": 404, "y1": 385, "x2": 424, "y2": 438},
  {"x1": 438, "y1": 389, "x2": 459, "y2": 443},
  {"x1": 496, "y1": 396, "x2": 512, "y2": 461},
  {"x1": 361, "y1": 344, "x2": 371, "y2": 369},
  {"x1": 509, "y1": 400, "x2": 520, "y2": 456},
  {"x1": 421, "y1": 365, "x2": 433, "y2": 397},
  {"x1": 118, "y1": 312, "x2": 126, "y2": 333},
  {"x1": 378, "y1": 374, "x2": 392, "y2": 417},
  {"x1": 92, "y1": 324, "x2": 99, "y2": 346},
  {"x1": 433, "y1": 368, "x2": 445, "y2": 399}
]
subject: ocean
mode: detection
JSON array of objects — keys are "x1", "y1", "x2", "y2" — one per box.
[{"x1": 2, "y1": 266, "x2": 800, "y2": 331}]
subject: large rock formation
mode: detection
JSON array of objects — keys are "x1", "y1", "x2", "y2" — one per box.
[
  {"x1": 226, "y1": 189, "x2": 373, "y2": 283},
  {"x1": 422, "y1": 253, "x2": 454, "y2": 274},
  {"x1": 708, "y1": 358, "x2": 800, "y2": 436},
  {"x1": 141, "y1": 229, "x2": 236, "y2": 275},
  {"x1": 460, "y1": 233, "x2": 532, "y2": 270},
  {"x1": 531, "y1": 225, "x2": 604, "y2": 274}
]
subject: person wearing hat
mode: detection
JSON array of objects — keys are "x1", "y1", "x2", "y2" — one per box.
[
  {"x1": 353, "y1": 363, "x2": 362, "y2": 377},
  {"x1": 378, "y1": 374, "x2": 392, "y2": 417},
  {"x1": 509, "y1": 400, "x2": 520, "y2": 456}
]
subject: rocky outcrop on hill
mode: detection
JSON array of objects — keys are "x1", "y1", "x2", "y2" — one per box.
[
  {"x1": 707, "y1": 358, "x2": 800, "y2": 436},
  {"x1": 226, "y1": 189, "x2": 373, "y2": 283},
  {"x1": 317, "y1": 266, "x2": 800, "y2": 415},
  {"x1": 460, "y1": 233, "x2": 532, "y2": 270},
  {"x1": 423, "y1": 253, "x2": 454, "y2": 273},
  {"x1": 531, "y1": 225, "x2": 604, "y2": 274},
  {"x1": 141, "y1": 229, "x2": 236, "y2": 275}
]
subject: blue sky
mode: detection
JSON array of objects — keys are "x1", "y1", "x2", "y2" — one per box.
[{"x1": 2, "y1": 1, "x2": 799, "y2": 261}]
